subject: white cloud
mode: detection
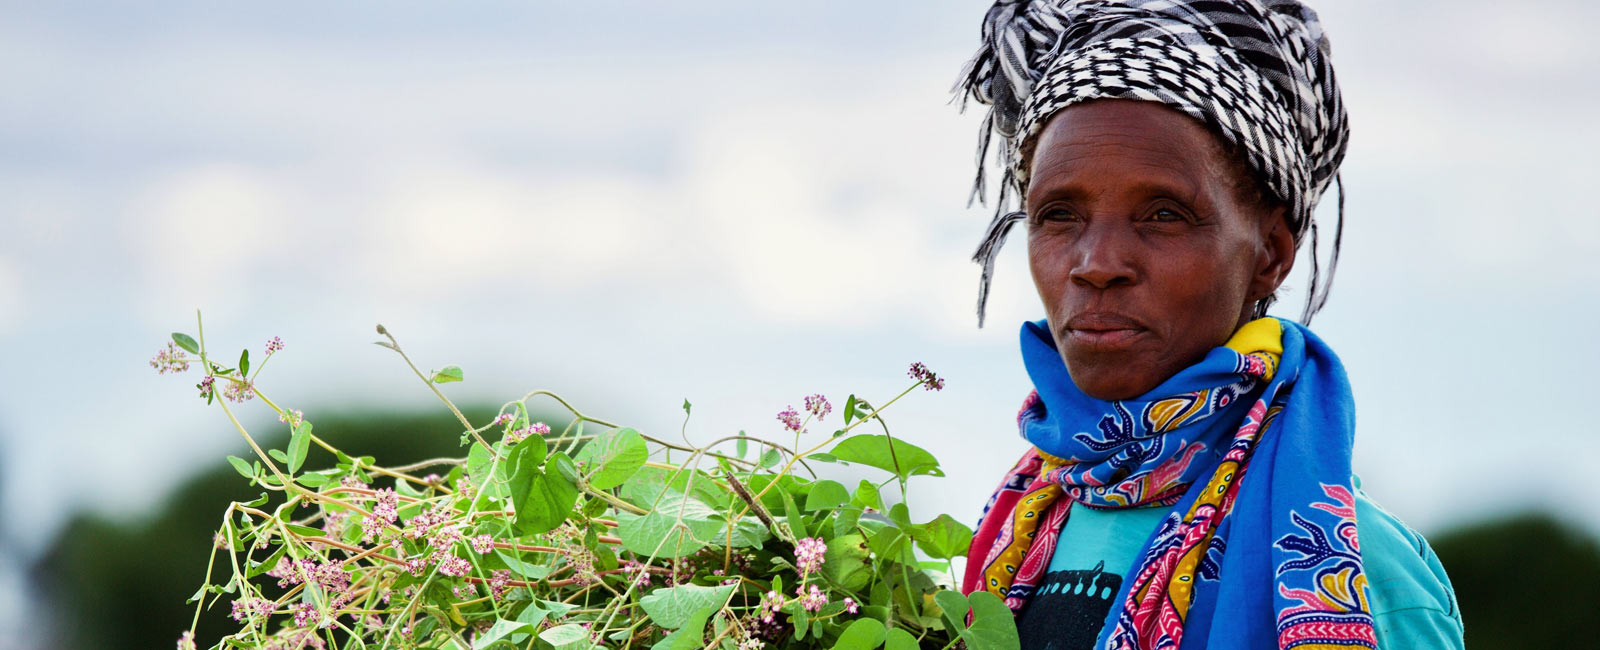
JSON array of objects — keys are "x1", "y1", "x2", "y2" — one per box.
[{"x1": 127, "y1": 164, "x2": 288, "y2": 319}]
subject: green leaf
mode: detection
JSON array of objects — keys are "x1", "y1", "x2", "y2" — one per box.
[
  {"x1": 735, "y1": 438, "x2": 748, "y2": 459},
  {"x1": 245, "y1": 543, "x2": 287, "y2": 578},
  {"x1": 866, "y1": 526, "x2": 913, "y2": 564},
  {"x1": 789, "y1": 604, "x2": 810, "y2": 640},
  {"x1": 496, "y1": 549, "x2": 552, "y2": 581},
  {"x1": 238, "y1": 349, "x2": 250, "y2": 377},
  {"x1": 514, "y1": 599, "x2": 575, "y2": 629},
  {"x1": 573, "y1": 428, "x2": 648, "y2": 490},
  {"x1": 830, "y1": 618, "x2": 887, "y2": 650},
  {"x1": 171, "y1": 332, "x2": 199, "y2": 354},
  {"x1": 268, "y1": 448, "x2": 289, "y2": 463},
  {"x1": 431, "y1": 365, "x2": 464, "y2": 384},
  {"x1": 472, "y1": 619, "x2": 534, "y2": 650},
  {"x1": 513, "y1": 452, "x2": 579, "y2": 536},
  {"x1": 909, "y1": 514, "x2": 974, "y2": 560},
  {"x1": 883, "y1": 628, "x2": 918, "y2": 650},
  {"x1": 226, "y1": 455, "x2": 254, "y2": 479},
  {"x1": 281, "y1": 523, "x2": 322, "y2": 538},
  {"x1": 758, "y1": 448, "x2": 781, "y2": 469},
  {"x1": 804, "y1": 480, "x2": 850, "y2": 512},
  {"x1": 652, "y1": 605, "x2": 715, "y2": 650},
  {"x1": 853, "y1": 480, "x2": 884, "y2": 511},
  {"x1": 297, "y1": 469, "x2": 342, "y2": 488},
  {"x1": 638, "y1": 583, "x2": 736, "y2": 628},
  {"x1": 467, "y1": 441, "x2": 492, "y2": 478},
  {"x1": 539, "y1": 624, "x2": 589, "y2": 645},
  {"x1": 963, "y1": 591, "x2": 1021, "y2": 650},
  {"x1": 287, "y1": 420, "x2": 312, "y2": 474},
  {"x1": 933, "y1": 590, "x2": 969, "y2": 637},
  {"x1": 720, "y1": 515, "x2": 772, "y2": 549},
  {"x1": 683, "y1": 399, "x2": 692, "y2": 415},
  {"x1": 843, "y1": 394, "x2": 860, "y2": 423},
  {"x1": 780, "y1": 486, "x2": 806, "y2": 538},
  {"x1": 832, "y1": 507, "x2": 862, "y2": 538},
  {"x1": 616, "y1": 491, "x2": 724, "y2": 557},
  {"x1": 821, "y1": 533, "x2": 872, "y2": 591},
  {"x1": 889, "y1": 503, "x2": 912, "y2": 529},
  {"x1": 830, "y1": 435, "x2": 943, "y2": 478},
  {"x1": 506, "y1": 429, "x2": 548, "y2": 491}
]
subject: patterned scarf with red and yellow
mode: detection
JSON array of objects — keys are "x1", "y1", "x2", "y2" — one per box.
[{"x1": 961, "y1": 318, "x2": 1376, "y2": 649}]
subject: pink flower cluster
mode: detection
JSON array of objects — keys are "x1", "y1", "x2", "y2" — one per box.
[
  {"x1": 550, "y1": 524, "x2": 598, "y2": 585},
  {"x1": 505, "y1": 422, "x2": 551, "y2": 444},
  {"x1": 263, "y1": 629, "x2": 326, "y2": 650},
  {"x1": 622, "y1": 559, "x2": 654, "y2": 587},
  {"x1": 229, "y1": 597, "x2": 275, "y2": 622},
  {"x1": 737, "y1": 632, "x2": 766, "y2": 650},
  {"x1": 222, "y1": 378, "x2": 255, "y2": 403},
  {"x1": 265, "y1": 560, "x2": 352, "y2": 614},
  {"x1": 908, "y1": 362, "x2": 946, "y2": 391},
  {"x1": 437, "y1": 555, "x2": 472, "y2": 577},
  {"x1": 777, "y1": 407, "x2": 803, "y2": 434},
  {"x1": 843, "y1": 597, "x2": 860, "y2": 614},
  {"x1": 428, "y1": 524, "x2": 464, "y2": 564},
  {"x1": 489, "y1": 569, "x2": 513, "y2": 600},
  {"x1": 150, "y1": 342, "x2": 191, "y2": 374},
  {"x1": 757, "y1": 590, "x2": 783, "y2": 624},
  {"x1": 290, "y1": 602, "x2": 317, "y2": 628},
  {"x1": 265, "y1": 336, "x2": 284, "y2": 354},
  {"x1": 797, "y1": 584, "x2": 827, "y2": 613},
  {"x1": 471, "y1": 534, "x2": 495, "y2": 554},
  {"x1": 795, "y1": 537, "x2": 827, "y2": 575},
  {"x1": 362, "y1": 488, "x2": 399, "y2": 541},
  {"x1": 321, "y1": 510, "x2": 349, "y2": 539},
  {"x1": 402, "y1": 503, "x2": 450, "y2": 540},
  {"x1": 277, "y1": 408, "x2": 304, "y2": 428},
  {"x1": 804, "y1": 394, "x2": 832, "y2": 419},
  {"x1": 451, "y1": 583, "x2": 480, "y2": 600}
]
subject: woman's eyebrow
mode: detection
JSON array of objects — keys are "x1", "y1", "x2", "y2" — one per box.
[{"x1": 1027, "y1": 176, "x2": 1201, "y2": 207}]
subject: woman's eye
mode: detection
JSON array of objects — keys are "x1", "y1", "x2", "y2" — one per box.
[
  {"x1": 1149, "y1": 208, "x2": 1186, "y2": 223},
  {"x1": 1035, "y1": 208, "x2": 1078, "y2": 222}
]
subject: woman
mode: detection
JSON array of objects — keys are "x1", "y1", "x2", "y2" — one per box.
[{"x1": 953, "y1": 1, "x2": 1464, "y2": 648}]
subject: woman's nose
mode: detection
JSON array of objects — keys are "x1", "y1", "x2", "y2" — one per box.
[{"x1": 1067, "y1": 221, "x2": 1138, "y2": 290}]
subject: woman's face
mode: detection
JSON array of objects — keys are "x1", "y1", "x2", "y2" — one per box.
[{"x1": 1026, "y1": 99, "x2": 1295, "y2": 401}]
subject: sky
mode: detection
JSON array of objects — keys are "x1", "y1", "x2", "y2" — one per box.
[{"x1": 1, "y1": 0, "x2": 1598, "y2": 645}]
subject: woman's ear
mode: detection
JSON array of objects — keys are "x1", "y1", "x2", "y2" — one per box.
[{"x1": 1252, "y1": 204, "x2": 1296, "y2": 302}]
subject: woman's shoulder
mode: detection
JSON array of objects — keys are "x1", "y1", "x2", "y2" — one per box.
[{"x1": 1352, "y1": 483, "x2": 1466, "y2": 648}]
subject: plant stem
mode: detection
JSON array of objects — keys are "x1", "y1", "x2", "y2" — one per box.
[{"x1": 374, "y1": 325, "x2": 492, "y2": 453}]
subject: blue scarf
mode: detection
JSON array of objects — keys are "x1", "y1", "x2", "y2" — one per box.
[{"x1": 994, "y1": 316, "x2": 1376, "y2": 649}]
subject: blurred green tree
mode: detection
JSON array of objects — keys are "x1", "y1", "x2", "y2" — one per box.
[{"x1": 1428, "y1": 512, "x2": 1600, "y2": 649}]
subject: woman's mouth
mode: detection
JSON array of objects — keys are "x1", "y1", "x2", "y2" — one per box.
[{"x1": 1064, "y1": 313, "x2": 1148, "y2": 351}]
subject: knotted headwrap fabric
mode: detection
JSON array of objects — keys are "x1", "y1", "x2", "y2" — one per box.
[
  {"x1": 961, "y1": 318, "x2": 1376, "y2": 649},
  {"x1": 954, "y1": 0, "x2": 1350, "y2": 327}
]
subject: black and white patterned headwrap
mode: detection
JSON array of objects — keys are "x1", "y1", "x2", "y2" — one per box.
[{"x1": 956, "y1": 0, "x2": 1349, "y2": 327}]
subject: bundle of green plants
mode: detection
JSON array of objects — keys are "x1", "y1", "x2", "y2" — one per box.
[{"x1": 152, "y1": 313, "x2": 1018, "y2": 650}]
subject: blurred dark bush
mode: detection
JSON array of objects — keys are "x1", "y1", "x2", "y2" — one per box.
[
  {"x1": 33, "y1": 406, "x2": 522, "y2": 650},
  {"x1": 1428, "y1": 511, "x2": 1600, "y2": 649}
]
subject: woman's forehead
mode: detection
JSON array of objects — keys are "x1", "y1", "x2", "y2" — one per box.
[{"x1": 1026, "y1": 101, "x2": 1226, "y2": 199}]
